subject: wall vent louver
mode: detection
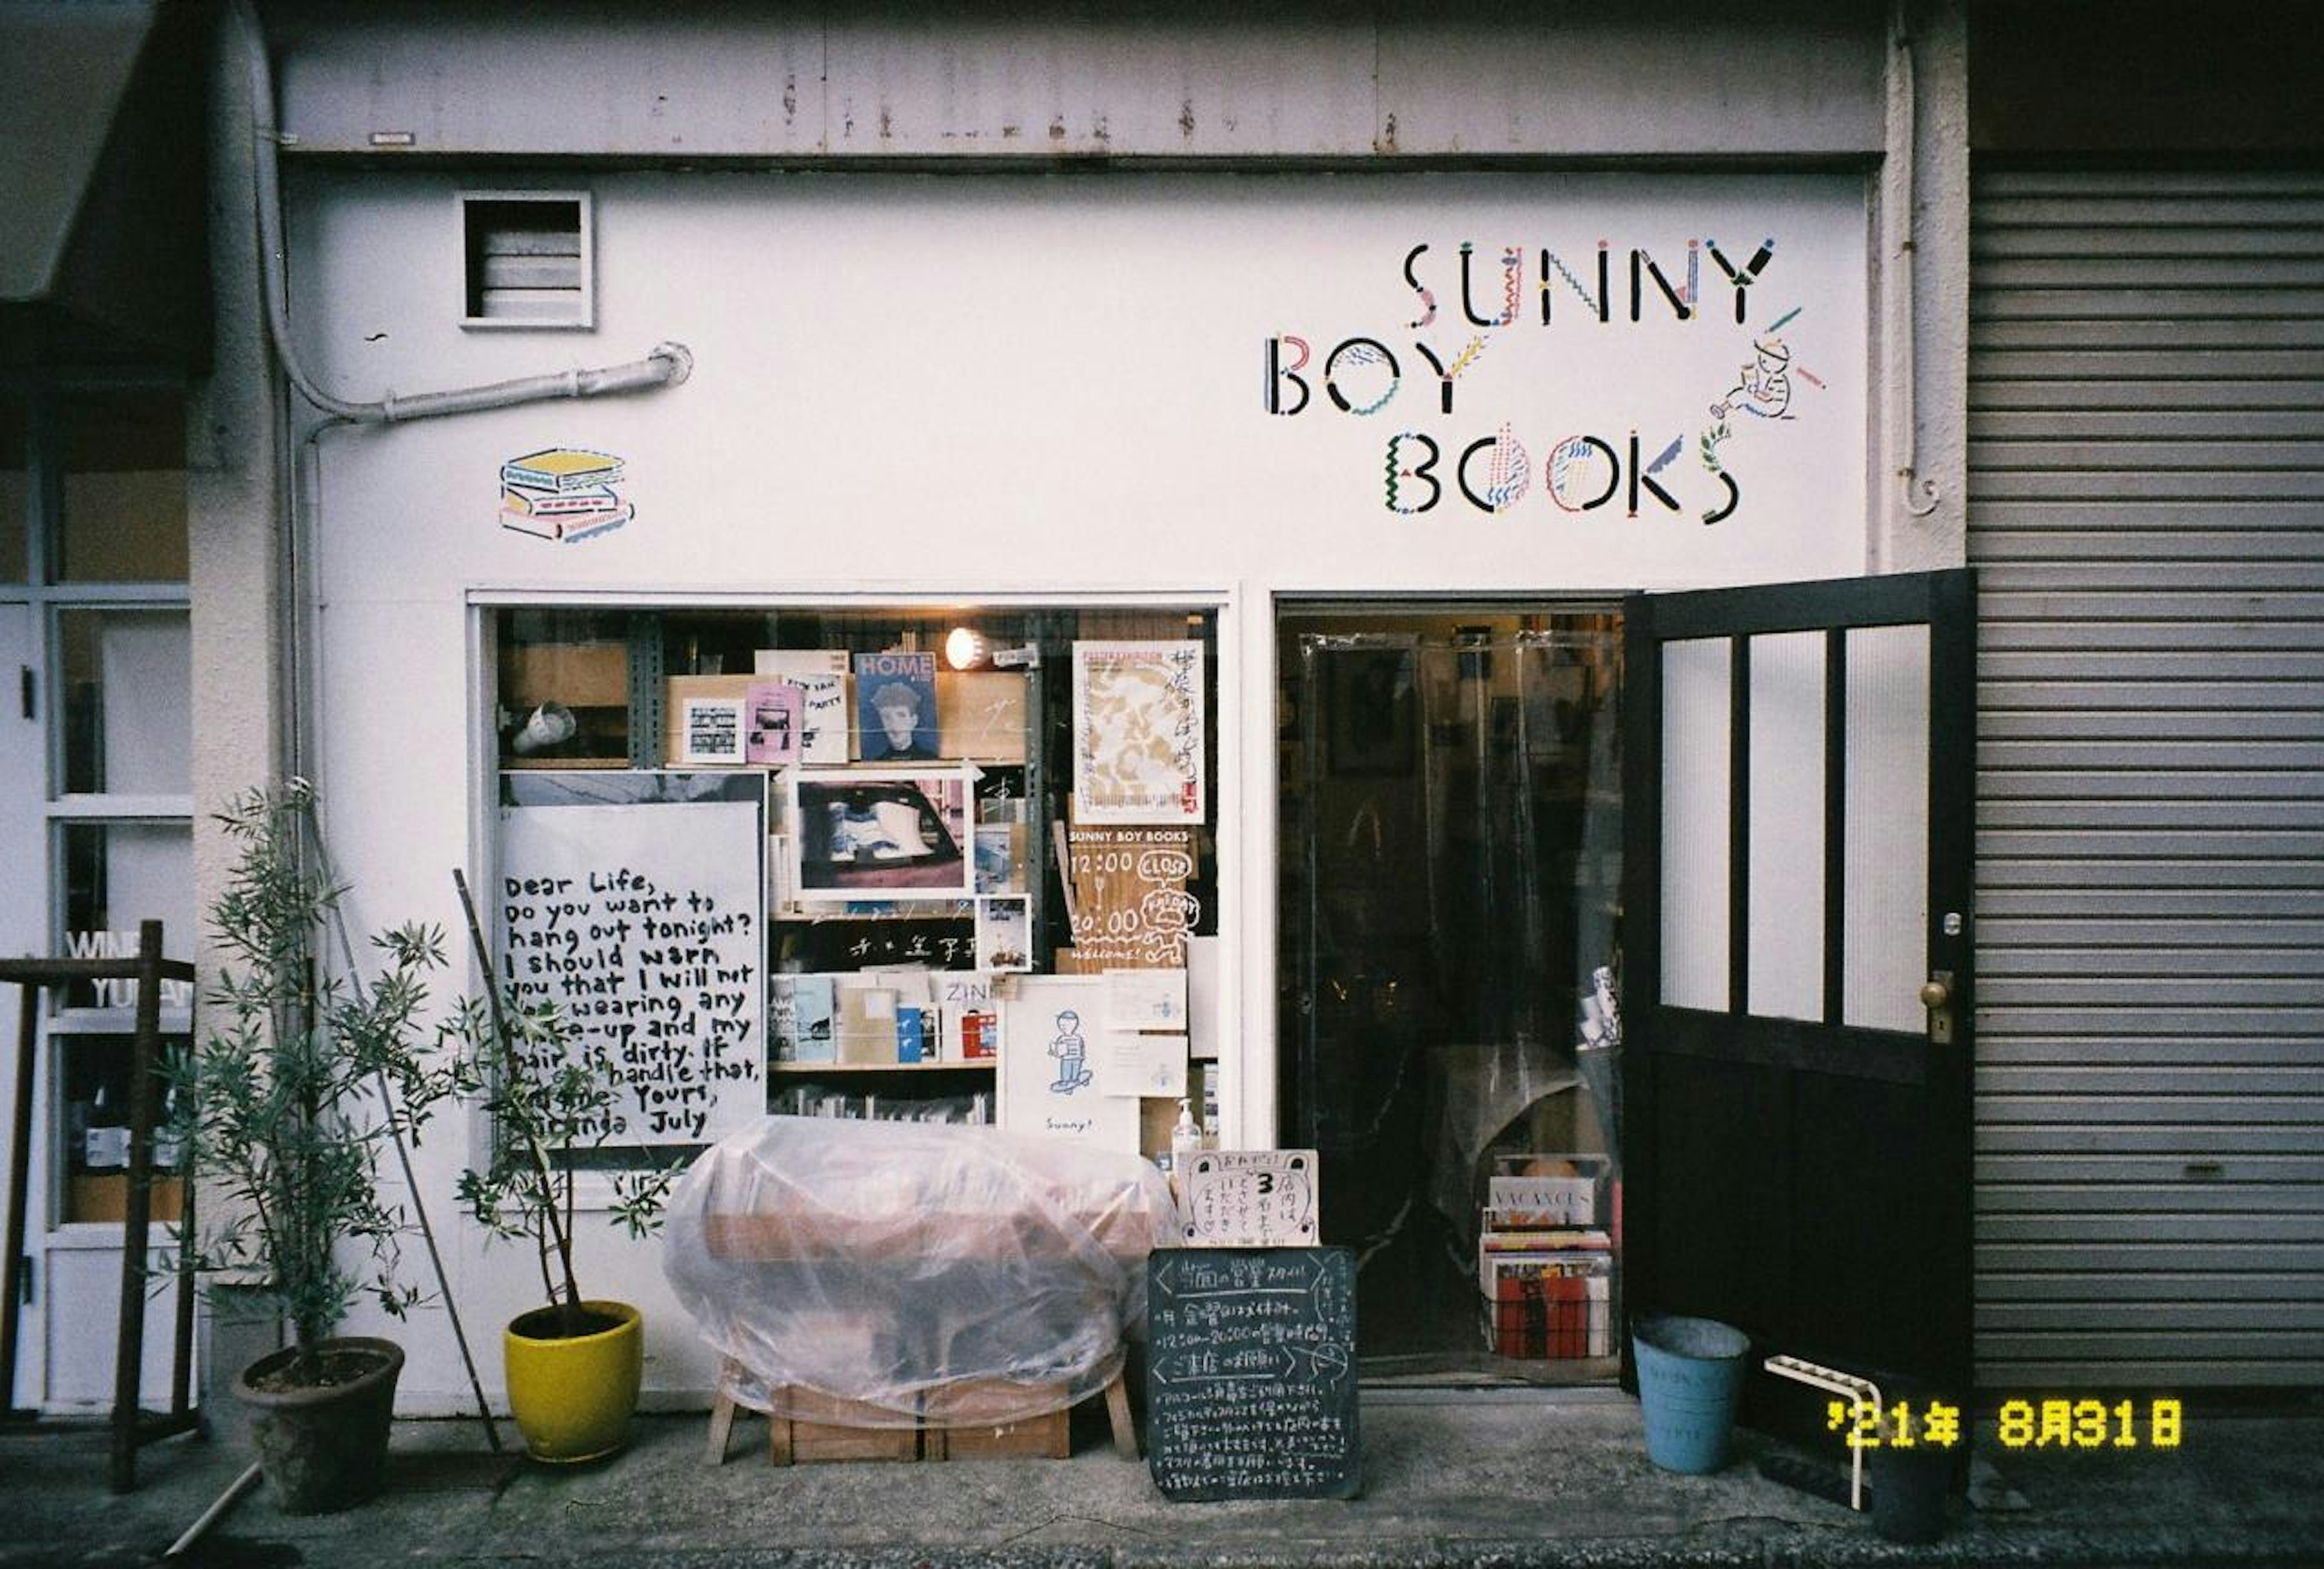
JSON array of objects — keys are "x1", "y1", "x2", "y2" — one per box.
[{"x1": 461, "y1": 192, "x2": 592, "y2": 329}]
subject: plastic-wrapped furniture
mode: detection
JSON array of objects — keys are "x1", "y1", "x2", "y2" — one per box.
[{"x1": 663, "y1": 1116, "x2": 1176, "y2": 1464}]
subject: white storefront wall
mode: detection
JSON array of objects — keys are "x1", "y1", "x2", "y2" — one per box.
[{"x1": 290, "y1": 168, "x2": 1874, "y2": 1407}]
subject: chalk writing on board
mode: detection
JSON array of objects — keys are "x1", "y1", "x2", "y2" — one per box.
[
  {"x1": 1181, "y1": 1150, "x2": 1320, "y2": 1246},
  {"x1": 1146, "y1": 1247, "x2": 1359, "y2": 1501},
  {"x1": 500, "y1": 800, "x2": 764, "y2": 1145}
]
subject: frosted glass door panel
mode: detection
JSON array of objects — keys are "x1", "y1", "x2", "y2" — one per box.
[
  {"x1": 1843, "y1": 624, "x2": 1929, "y2": 1031},
  {"x1": 1746, "y1": 631, "x2": 1825, "y2": 1022},
  {"x1": 1659, "y1": 637, "x2": 1730, "y2": 1011},
  {"x1": 59, "y1": 610, "x2": 191, "y2": 797}
]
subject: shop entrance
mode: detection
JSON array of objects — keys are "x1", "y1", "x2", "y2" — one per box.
[
  {"x1": 1620, "y1": 570, "x2": 1977, "y2": 1442},
  {"x1": 1278, "y1": 605, "x2": 1624, "y2": 1380}
]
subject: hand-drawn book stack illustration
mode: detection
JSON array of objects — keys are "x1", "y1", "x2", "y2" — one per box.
[{"x1": 499, "y1": 447, "x2": 634, "y2": 542}]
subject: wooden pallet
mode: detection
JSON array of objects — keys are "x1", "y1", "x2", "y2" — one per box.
[
  {"x1": 921, "y1": 1378, "x2": 1072, "y2": 1461},
  {"x1": 705, "y1": 1361, "x2": 1135, "y2": 1465}
]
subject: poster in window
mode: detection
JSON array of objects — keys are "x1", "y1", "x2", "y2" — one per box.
[
  {"x1": 751, "y1": 650, "x2": 851, "y2": 765},
  {"x1": 788, "y1": 767, "x2": 974, "y2": 901},
  {"x1": 1072, "y1": 640, "x2": 1205, "y2": 824},
  {"x1": 976, "y1": 895, "x2": 1032, "y2": 972},
  {"x1": 997, "y1": 976, "x2": 1140, "y2": 1152},
  {"x1": 744, "y1": 681, "x2": 804, "y2": 767},
  {"x1": 680, "y1": 696, "x2": 747, "y2": 766},
  {"x1": 496, "y1": 784, "x2": 764, "y2": 1145},
  {"x1": 854, "y1": 651, "x2": 940, "y2": 762}
]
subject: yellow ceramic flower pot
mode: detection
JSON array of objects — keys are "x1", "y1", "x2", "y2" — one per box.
[{"x1": 504, "y1": 1300, "x2": 643, "y2": 1462}]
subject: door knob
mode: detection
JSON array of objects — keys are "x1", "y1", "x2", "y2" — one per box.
[{"x1": 1919, "y1": 979, "x2": 1951, "y2": 1010}]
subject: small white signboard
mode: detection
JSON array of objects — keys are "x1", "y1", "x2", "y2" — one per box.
[{"x1": 1179, "y1": 1150, "x2": 1321, "y2": 1247}]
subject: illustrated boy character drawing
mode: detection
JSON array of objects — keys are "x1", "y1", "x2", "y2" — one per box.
[
  {"x1": 1046, "y1": 1010, "x2": 1093, "y2": 1094},
  {"x1": 1710, "y1": 335, "x2": 1794, "y2": 420}
]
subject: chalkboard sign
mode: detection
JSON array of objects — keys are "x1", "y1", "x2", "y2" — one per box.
[{"x1": 1145, "y1": 1247, "x2": 1359, "y2": 1501}]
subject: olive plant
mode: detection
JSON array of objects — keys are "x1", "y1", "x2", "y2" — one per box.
[
  {"x1": 169, "y1": 782, "x2": 464, "y2": 1381},
  {"x1": 450, "y1": 874, "x2": 679, "y2": 1340}
]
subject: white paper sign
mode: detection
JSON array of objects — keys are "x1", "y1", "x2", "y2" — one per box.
[
  {"x1": 997, "y1": 978, "x2": 1139, "y2": 1151},
  {"x1": 1188, "y1": 935, "x2": 1219, "y2": 1061},
  {"x1": 1105, "y1": 967, "x2": 1188, "y2": 1031},
  {"x1": 1180, "y1": 1150, "x2": 1322, "y2": 1246},
  {"x1": 1104, "y1": 1032, "x2": 1187, "y2": 1098},
  {"x1": 497, "y1": 799, "x2": 764, "y2": 1145}
]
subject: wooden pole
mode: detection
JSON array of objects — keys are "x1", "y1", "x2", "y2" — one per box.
[{"x1": 110, "y1": 920, "x2": 166, "y2": 1491}]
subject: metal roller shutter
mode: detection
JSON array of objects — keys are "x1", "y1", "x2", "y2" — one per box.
[{"x1": 1969, "y1": 169, "x2": 2324, "y2": 1387}]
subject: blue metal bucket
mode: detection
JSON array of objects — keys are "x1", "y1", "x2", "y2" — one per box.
[{"x1": 1632, "y1": 1315, "x2": 1750, "y2": 1473}]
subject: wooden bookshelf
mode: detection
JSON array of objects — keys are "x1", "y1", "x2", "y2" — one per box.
[
  {"x1": 501, "y1": 636, "x2": 629, "y2": 768},
  {"x1": 769, "y1": 1061, "x2": 993, "y2": 1074}
]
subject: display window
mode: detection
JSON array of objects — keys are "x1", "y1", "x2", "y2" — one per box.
[{"x1": 487, "y1": 602, "x2": 1223, "y2": 1168}]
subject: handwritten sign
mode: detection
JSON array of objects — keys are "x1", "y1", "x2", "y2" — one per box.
[
  {"x1": 499, "y1": 800, "x2": 764, "y2": 1144},
  {"x1": 780, "y1": 917, "x2": 975, "y2": 973},
  {"x1": 1063, "y1": 826, "x2": 1197, "y2": 968},
  {"x1": 1146, "y1": 1248, "x2": 1359, "y2": 1501},
  {"x1": 1180, "y1": 1150, "x2": 1321, "y2": 1246}
]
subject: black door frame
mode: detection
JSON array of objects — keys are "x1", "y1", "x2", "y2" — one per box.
[{"x1": 1620, "y1": 568, "x2": 1978, "y2": 1405}]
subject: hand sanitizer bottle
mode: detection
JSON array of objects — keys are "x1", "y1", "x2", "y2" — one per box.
[{"x1": 1170, "y1": 1098, "x2": 1203, "y2": 1188}]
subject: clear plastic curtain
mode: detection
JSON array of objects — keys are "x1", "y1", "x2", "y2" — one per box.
[{"x1": 1293, "y1": 627, "x2": 1622, "y2": 1269}]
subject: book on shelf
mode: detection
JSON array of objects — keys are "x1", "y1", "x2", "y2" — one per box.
[
  {"x1": 770, "y1": 974, "x2": 836, "y2": 1063},
  {"x1": 770, "y1": 1084, "x2": 993, "y2": 1124},
  {"x1": 1476, "y1": 1245, "x2": 1612, "y2": 1302},
  {"x1": 1479, "y1": 1225, "x2": 1612, "y2": 1253},
  {"x1": 750, "y1": 650, "x2": 850, "y2": 765},
  {"x1": 1482, "y1": 1271, "x2": 1610, "y2": 1359}
]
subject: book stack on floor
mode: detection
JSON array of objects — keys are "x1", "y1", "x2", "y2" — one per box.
[
  {"x1": 1479, "y1": 1223, "x2": 1611, "y2": 1358},
  {"x1": 1478, "y1": 1154, "x2": 1613, "y2": 1360}
]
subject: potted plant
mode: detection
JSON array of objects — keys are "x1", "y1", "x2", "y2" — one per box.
[
  {"x1": 170, "y1": 782, "x2": 465, "y2": 1513},
  {"x1": 449, "y1": 884, "x2": 679, "y2": 1462}
]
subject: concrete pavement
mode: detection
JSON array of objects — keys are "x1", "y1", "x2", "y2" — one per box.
[{"x1": 4, "y1": 1389, "x2": 2320, "y2": 1568}]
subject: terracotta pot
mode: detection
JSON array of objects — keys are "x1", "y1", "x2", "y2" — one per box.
[
  {"x1": 504, "y1": 1300, "x2": 643, "y2": 1462},
  {"x1": 232, "y1": 1337, "x2": 404, "y2": 1514}
]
